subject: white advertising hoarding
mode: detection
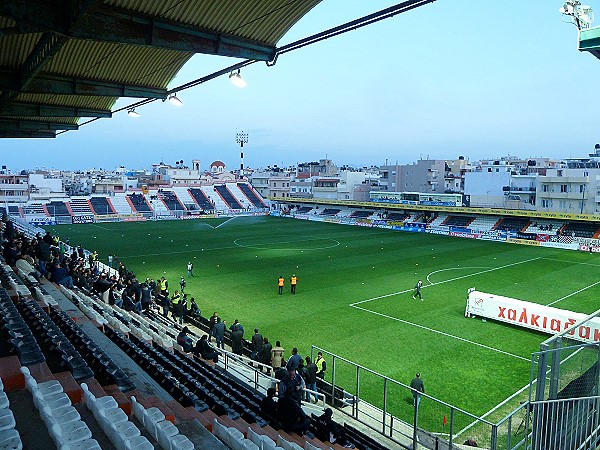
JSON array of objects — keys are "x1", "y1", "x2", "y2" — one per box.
[{"x1": 465, "y1": 290, "x2": 600, "y2": 343}]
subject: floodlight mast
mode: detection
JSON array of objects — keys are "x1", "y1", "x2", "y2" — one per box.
[
  {"x1": 236, "y1": 131, "x2": 249, "y2": 179},
  {"x1": 560, "y1": 0, "x2": 594, "y2": 30}
]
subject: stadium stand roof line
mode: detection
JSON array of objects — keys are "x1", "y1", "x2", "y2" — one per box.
[{"x1": 0, "y1": 0, "x2": 321, "y2": 138}]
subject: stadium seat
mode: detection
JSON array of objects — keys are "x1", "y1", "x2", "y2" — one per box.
[
  {"x1": 0, "y1": 390, "x2": 8, "y2": 410},
  {"x1": 0, "y1": 428, "x2": 22, "y2": 450},
  {"x1": 241, "y1": 439, "x2": 261, "y2": 450},
  {"x1": 50, "y1": 421, "x2": 92, "y2": 447},
  {"x1": 143, "y1": 407, "x2": 166, "y2": 440},
  {"x1": 156, "y1": 420, "x2": 179, "y2": 450},
  {"x1": 277, "y1": 436, "x2": 304, "y2": 450},
  {"x1": 41, "y1": 404, "x2": 81, "y2": 428},
  {"x1": 0, "y1": 408, "x2": 16, "y2": 431},
  {"x1": 125, "y1": 435, "x2": 154, "y2": 450},
  {"x1": 99, "y1": 406, "x2": 128, "y2": 437},
  {"x1": 110, "y1": 420, "x2": 141, "y2": 450},
  {"x1": 169, "y1": 433, "x2": 195, "y2": 450}
]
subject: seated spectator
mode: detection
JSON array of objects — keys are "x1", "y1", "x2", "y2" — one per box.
[
  {"x1": 260, "y1": 387, "x2": 278, "y2": 422},
  {"x1": 177, "y1": 327, "x2": 194, "y2": 353},
  {"x1": 312, "y1": 408, "x2": 354, "y2": 448},
  {"x1": 50, "y1": 262, "x2": 74, "y2": 288},
  {"x1": 277, "y1": 387, "x2": 311, "y2": 437},
  {"x1": 193, "y1": 334, "x2": 219, "y2": 363}
]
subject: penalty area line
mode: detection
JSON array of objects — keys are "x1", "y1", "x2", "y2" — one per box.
[
  {"x1": 545, "y1": 279, "x2": 600, "y2": 307},
  {"x1": 350, "y1": 305, "x2": 530, "y2": 362},
  {"x1": 350, "y1": 256, "x2": 542, "y2": 307}
]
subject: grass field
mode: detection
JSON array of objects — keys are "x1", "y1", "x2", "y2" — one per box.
[{"x1": 46, "y1": 215, "x2": 600, "y2": 438}]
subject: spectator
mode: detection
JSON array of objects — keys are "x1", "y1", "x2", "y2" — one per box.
[
  {"x1": 251, "y1": 328, "x2": 263, "y2": 361},
  {"x1": 229, "y1": 319, "x2": 244, "y2": 335},
  {"x1": 277, "y1": 387, "x2": 311, "y2": 437},
  {"x1": 209, "y1": 312, "x2": 219, "y2": 342},
  {"x1": 260, "y1": 337, "x2": 273, "y2": 367},
  {"x1": 230, "y1": 325, "x2": 244, "y2": 355},
  {"x1": 304, "y1": 356, "x2": 318, "y2": 403},
  {"x1": 179, "y1": 276, "x2": 186, "y2": 293},
  {"x1": 260, "y1": 387, "x2": 278, "y2": 423},
  {"x1": 278, "y1": 368, "x2": 305, "y2": 405},
  {"x1": 193, "y1": 335, "x2": 218, "y2": 363},
  {"x1": 286, "y1": 347, "x2": 301, "y2": 370},
  {"x1": 271, "y1": 341, "x2": 285, "y2": 370},
  {"x1": 188, "y1": 297, "x2": 200, "y2": 320},
  {"x1": 213, "y1": 318, "x2": 225, "y2": 350},
  {"x1": 177, "y1": 327, "x2": 193, "y2": 353},
  {"x1": 50, "y1": 262, "x2": 74, "y2": 288},
  {"x1": 312, "y1": 408, "x2": 354, "y2": 448}
]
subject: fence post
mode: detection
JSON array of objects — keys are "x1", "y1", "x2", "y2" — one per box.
[
  {"x1": 354, "y1": 365, "x2": 360, "y2": 420},
  {"x1": 548, "y1": 338, "x2": 562, "y2": 400},
  {"x1": 413, "y1": 399, "x2": 419, "y2": 450},
  {"x1": 383, "y1": 378, "x2": 388, "y2": 436},
  {"x1": 490, "y1": 424, "x2": 498, "y2": 450},
  {"x1": 448, "y1": 407, "x2": 454, "y2": 449}
]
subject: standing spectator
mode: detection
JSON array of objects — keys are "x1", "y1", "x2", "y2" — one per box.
[
  {"x1": 187, "y1": 261, "x2": 194, "y2": 277},
  {"x1": 213, "y1": 318, "x2": 225, "y2": 349},
  {"x1": 209, "y1": 312, "x2": 219, "y2": 342},
  {"x1": 277, "y1": 275, "x2": 284, "y2": 295},
  {"x1": 140, "y1": 282, "x2": 151, "y2": 312},
  {"x1": 412, "y1": 279, "x2": 423, "y2": 301},
  {"x1": 410, "y1": 372, "x2": 425, "y2": 407},
  {"x1": 229, "y1": 319, "x2": 244, "y2": 335},
  {"x1": 1, "y1": 214, "x2": 15, "y2": 242},
  {"x1": 107, "y1": 254, "x2": 114, "y2": 268},
  {"x1": 271, "y1": 341, "x2": 285, "y2": 370},
  {"x1": 179, "y1": 276, "x2": 186, "y2": 293},
  {"x1": 304, "y1": 356, "x2": 318, "y2": 403},
  {"x1": 260, "y1": 387, "x2": 278, "y2": 423},
  {"x1": 290, "y1": 274, "x2": 298, "y2": 294},
  {"x1": 230, "y1": 324, "x2": 244, "y2": 355},
  {"x1": 188, "y1": 297, "x2": 201, "y2": 320},
  {"x1": 286, "y1": 348, "x2": 301, "y2": 370},
  {"x1": 159, "y1": 292, "x2": 170, "y2": 318},
  {"x1": 278, "y1": 368, "x2": 305, "y2": 405},
  {"x1": 160, "y1": 276, "x2": 169, "y2": 296},
  {"x1": 251, "y1": 328, "x2": 263, "y2": 361},
  {"x1": 315, "y1": 351, "x2": 327, "y2": 379},
  {"x1": 260, "y1": 337, "x2": 273, "y2": 366},
  {"x1": 173, "y1": 294, "x2": 185, "y2": 325}
]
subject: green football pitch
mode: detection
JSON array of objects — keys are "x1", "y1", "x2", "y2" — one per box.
[{"x1": 46, "y1": 215, "x2": 600, "y2": 435}]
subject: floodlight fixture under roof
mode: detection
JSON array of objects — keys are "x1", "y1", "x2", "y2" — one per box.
[
  {"x1": 127, "y1": 108, "x2": 141, "y2": 117},
  {"x1": 229, "y1": 69, "x2": 247, "y2": 88},
  {"x1": 168, "y1": 93, "x2": 183, "y2": 106}
]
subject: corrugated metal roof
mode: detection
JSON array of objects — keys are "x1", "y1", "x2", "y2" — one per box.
[{"x1": 0, "y1": 0, "x2": 323, "y2": 137}]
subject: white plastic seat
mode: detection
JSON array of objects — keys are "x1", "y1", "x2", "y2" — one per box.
[
  {"x1": 0, "y1": 428, "x2": 22, "y2": 450},
  {"x1": 34, "y1": 391, "x2": 71, "y2": 411},
  {"x1": 277, "y1": 436, "x2": 303, "y2": 450},
  {"x1": 247, "y1": 427, "x2": 263, "y2": 448},
  {"x1": 0, "y1": 377, "x2": 3, "y2": 390},
  {"x1": 227, "y1": 427, "x2": 245, "y2": 450},
  {"x1": 143, "y1": 407, "x2": 166, "y2": 440},
  {"x1": 212, "y1": 418, "x2": 228, "y2": 442},
  {"x1": 130, "y1": 396, "x2": 145, "y2": 425},
  {"x1": 41, "y1": 404, "x2": 80, "y2": 428},
  {"x1": 241, "y1": 439, "x2": 260, "y2": 450},
  {"x1": 0, "y1": 408, "x2": 16, "y2": 431},
  {"x1": 50, "y1": 421, "x2": 92, "y2": 447},
  {"x1": 59, "y1": 437, "x2": 102, "y2": 450},
  {"x1": 169, "y1": 433, "x2": 194, "y2": 450},
  {"x1": 156, "y1": 420, "x2": 179, "y2": 450},
  {"x1": 303, "y1": 442, "x2": 321, "y2": 450},
  {"x1": 99, "y1": 406, "x2": 128, "y2": 436},
  {"x1": 111, "y1": 420, "x2": 141, "y2": 450},
  {"x1": 0, "y1": 391, "x2": 9, "y2": 410},
  {"x1": 125, "y1": 435, "x2": 154, "y2": 450},
  {"x1": 21, "y1": 367, "x2": 62, "y2": 397}
]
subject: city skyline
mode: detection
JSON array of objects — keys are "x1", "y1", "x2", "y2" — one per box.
[{"x1": 3, "y1": 0, "x2": 600, "y2": 171}]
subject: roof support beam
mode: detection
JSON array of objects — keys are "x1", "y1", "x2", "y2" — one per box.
[
  {"x1": 0, "y1": 101, "x2": 112, "y2": 118},
  {"x1": 0, "y1": 0, "x2": 276, "y2": 61},
  {"x1": 0, "y1": 130, "x2": 56, "y2": 138},
  {"x1": 0, "y1": 119, "x2": 78, "y2": 131},
  {"x1": 0, "y1": 70, "x2": 168, "y2": 99}
]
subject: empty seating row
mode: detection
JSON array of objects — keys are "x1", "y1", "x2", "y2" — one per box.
[
  {"x1": 0, "y1": 373, "x2": 23, "y2": 450},
  {"x1": 443, "y1": 215, "x2": 474, "y2": 228},
  {"x1": 238, "y1": 183, "x2": 266, "y2": 208},
  {"x1": 495, "y1": 217, "x2": 530, "y2": 232},
  {"x1": 158, "y1": 191, "x2": 185, "y2": 212},
  {"x1": 562, "y1": 221, "x2": 600, "y2": 238},
  {"x1": 0, "y1": 289, "x2": 45, "y2": 365},
  {"x1": 128, "y1": 193, "x2": 151, "y2": 212},
  {"x1": 69, "y1": 198, "x2": 93, "y2": 214},
  {"x1": 295, "y1": 207, "x2": 313, "y2": 214},
  {"x1": 47, "y1": 304, "x2": 135, "y2": 391},
  {"x1": 131, "y1": 395, "x2": 194, "y2": 450},
  {"x1": 89, "y1": 196, "x2": 115, "y2": 215},
  {"x1": 215, "y1": 185, "x2": 244, "y2": 210},
  {"x1": 320, "y1": 209, "x2": 341, "y2": 216},
  {"x1": 104, "y1": 327, "x2": 209, "y2": 413},
  {"x1": 21, "y1": 366, "x2": 98, "y2": 449},
  {"x1": 18, "y1": 298, "x2": 94, "y2": 381},
  {"x1": 81, "y1": 383, "x2": 151, "y2": 450},
  {"x1": 47, "y1": 201, "x2": 71, "y2": 216},
  {"x1": 348, "y1": 210, "x2": 373, "y2": 219},
  {"x1": 189, "y1": 188, "x2": 215, "y2": 210}
]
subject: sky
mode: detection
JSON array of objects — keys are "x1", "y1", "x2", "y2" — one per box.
[{"x1": 4, "y1": 0, "x2": 600, "y2": 171}]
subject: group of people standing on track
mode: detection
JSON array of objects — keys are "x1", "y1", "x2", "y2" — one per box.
[{"x1": 278, "y1": 274, "x2": 298, "y2": 295}]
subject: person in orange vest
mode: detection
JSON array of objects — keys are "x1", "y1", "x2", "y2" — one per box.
[
  {"x1": 278, "y1": 275, "x2": 285, "y2": 295},
  {"x1": 290, "y1": 274, "x2": 298, "y2": 294}
]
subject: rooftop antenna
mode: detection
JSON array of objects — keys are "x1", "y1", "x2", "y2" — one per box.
[{"x1": 560, "y1": 1, "x2": 594, "y2": 29}]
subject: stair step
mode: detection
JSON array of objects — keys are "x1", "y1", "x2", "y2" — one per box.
[{"x1": 0, "y1": 356, "x2": 25, "y2": 391}]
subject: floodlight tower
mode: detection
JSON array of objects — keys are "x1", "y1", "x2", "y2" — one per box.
[{"x1": 236, "y1": 131, "x2": 249, "y2": 179}]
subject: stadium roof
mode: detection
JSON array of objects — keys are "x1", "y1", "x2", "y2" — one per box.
[{"x1": 0, "y1": 0, "x2": 321, "y2": 138}]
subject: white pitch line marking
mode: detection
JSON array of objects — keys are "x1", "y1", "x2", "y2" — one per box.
[
  {"x1": 426, "y1": 267, "x2": 491, "y2": 285},
  {"x1": 541, "y1": 257, "x2": 600, "y2": 268},
  {"x1": 545, "y1": 280, "x2": 600, "y2": 307},
  {"x1": 351, "y1": 305, "x2": 530, "y2": 361},
  {"x1": 350, "y1": 257, "x2": 541, "y2": 307},
  {"x1": 215, "y1": 217, "x2": 237, "y2": 229}
]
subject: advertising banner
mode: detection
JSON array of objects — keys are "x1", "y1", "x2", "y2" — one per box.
[
  {"x1": 465, "y1": 290, "x2": 600, "y2": 343},
  {"x1": 28, "y1": 218, "x2": 57, "y2": 226},
  {"x1": 72, "y1": 215, "x2": 94, "y2": 224}
]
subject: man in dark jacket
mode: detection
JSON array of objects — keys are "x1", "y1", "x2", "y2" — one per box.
[
  {"x1": 213, "y1": 318, "x2": 225, "y2": 349},
  {"x1": 251, "y1": 328, "x2": 263, "y2": 361},
  {"x1": 277, "y1": 387, "x2": 311, "y2": 436},
  {"x1": 304, "y1": 356, "x2": 318, "y2": 403},
  {"x1": 230, "y1": 325, "x2": 244, "y2": 355}
]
